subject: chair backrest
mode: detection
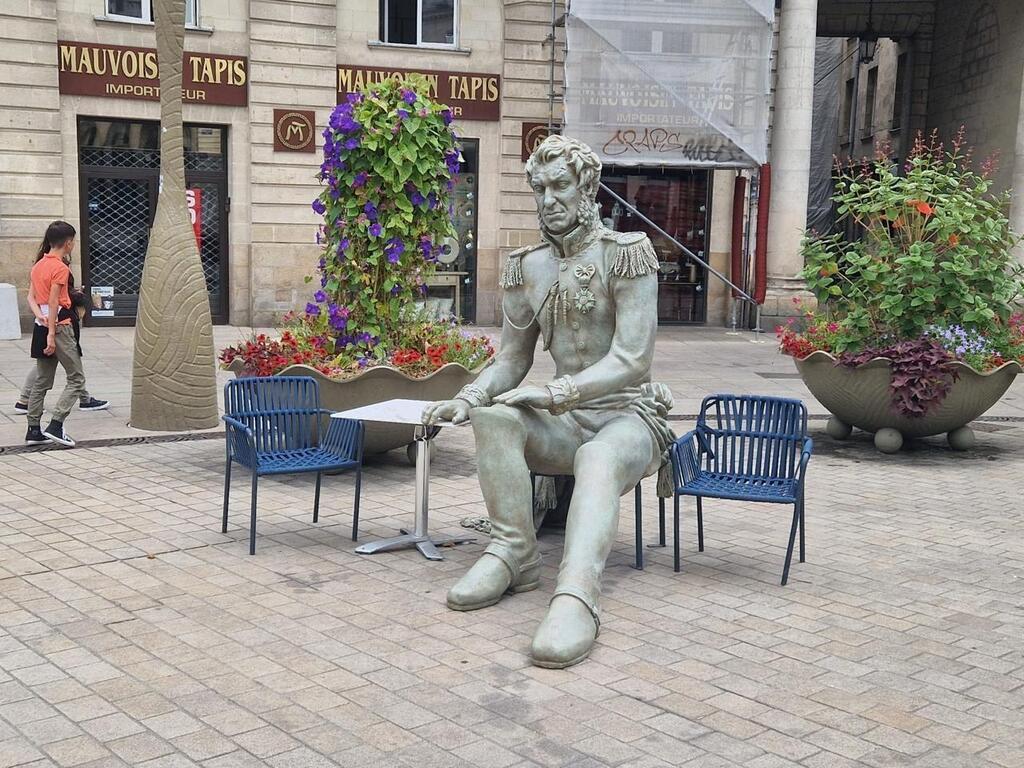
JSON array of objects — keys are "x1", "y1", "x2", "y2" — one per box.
[
  {"x1": 697, "y1": 394, "x2": 808, "y2": 479},
  {"x1": 224, "y1": 376, "x2": 322, "y2": 453}
]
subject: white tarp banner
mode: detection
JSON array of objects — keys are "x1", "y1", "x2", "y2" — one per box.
[{"x1": 565, "y1": 0, "x2": 773, "y2": 167}]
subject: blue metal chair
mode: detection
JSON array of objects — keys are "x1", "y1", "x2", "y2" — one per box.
[
  {"x1": 222, "y1": 376, "x2": 364, "y2": 555},
  {"x1": 668, "y1": 395, "x2": 813, "y2": 585}
]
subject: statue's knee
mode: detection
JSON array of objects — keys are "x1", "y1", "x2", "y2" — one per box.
[
  {"x1": 573, "y1": 441, "x2": 616, "y2": 473},
  {"x1": 471, "y1": 403, "x2": 526, "y2": 439}
]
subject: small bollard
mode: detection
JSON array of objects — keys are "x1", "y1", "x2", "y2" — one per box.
[{"x1": 0, "y1": 283, "x2": 22, "y2": 340}]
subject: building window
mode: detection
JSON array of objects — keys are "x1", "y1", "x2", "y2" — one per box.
[
  {"x1": 379, "y1": 0, "x2": 456, "y2": 47},
  {"x1": 840, "y1": 76, "x2": 854, "y2": 141},
  {"x1": 862, "y1": 66, "x2": 877, "y2": 138},
  {"x1": 106, "y1": 0, "x2": 199, "y2": 27},
  {"x1": 891, "y1": 52, "x2": 907, "y2": 130}
]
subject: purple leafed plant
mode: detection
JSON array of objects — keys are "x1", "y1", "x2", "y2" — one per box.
[{"x1": 839, "y1": 338, "x2": 960, "y2": 417}]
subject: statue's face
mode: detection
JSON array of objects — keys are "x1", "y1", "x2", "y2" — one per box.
[{"x1": 530, "y1": 158, "x2": 583, "y2": 235}]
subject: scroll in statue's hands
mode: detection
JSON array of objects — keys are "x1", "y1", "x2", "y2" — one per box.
[
  {"x1": 422, "y1": 399, "x2": 472, "y2": 425},
  {"x1": 492, "y1": 386, "x2": 555, "y2": 410}
]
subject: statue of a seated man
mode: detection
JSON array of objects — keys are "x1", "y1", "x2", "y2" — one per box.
[{"x1": 423, "y1": 135, "x2": 672, "y2": 668}]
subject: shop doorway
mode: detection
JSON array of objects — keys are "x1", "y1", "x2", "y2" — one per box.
[
  {"x1": 425, "y1": 137, "x2": 479, "y2": 322},
  {"x1": 77, "y1": 118, "x2": 229, "y2": 325},
  {"x1": 597, "y1": 168, "x2": 710, "y2": 324}
]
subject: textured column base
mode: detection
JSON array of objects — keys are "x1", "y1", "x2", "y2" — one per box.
[{"x1": 756, "y1": 276, "x2": 818, "y2": 331}]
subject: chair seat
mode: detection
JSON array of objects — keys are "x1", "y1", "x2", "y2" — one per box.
[
  {"x1": 677, "y1": 471, "x2": 797, "y2": 503},
  {"x1": 245, "y1": 448, "x2": 359, "y2": 475}
]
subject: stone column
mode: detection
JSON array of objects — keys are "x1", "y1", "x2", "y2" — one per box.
[
  {"x1": 763, "y1": 0, "x2": 818, "y2": 323},
  {"x1": 1010, "y1": 64, "x2": 1024, "y2": 264}
]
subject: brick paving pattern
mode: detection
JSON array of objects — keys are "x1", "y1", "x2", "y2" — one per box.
[
  {"x1": 2, "y1": 417, "x2": 1024, "y2": 767},
  {"x1": 2, "y1": 326, "x2": 1024, "y2": 766}
]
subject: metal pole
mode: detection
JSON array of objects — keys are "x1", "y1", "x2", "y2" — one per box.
[
  {"x1": 598, "y1": 181, "x2": 756, "y2": 305},
  {"x1": 413, "y1": 425, "x2": 429, "y2": 538}
]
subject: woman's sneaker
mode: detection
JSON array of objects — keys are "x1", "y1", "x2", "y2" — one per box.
[
  {"x1": 25, "y1": 426, "x2": 47, "y2": 444},
  {"x1": 14, "y1": 401, "x2": 28, "y2": 414},
  {"x1": 79, "y1": 398, "x2": 109, "y2": 411},
  {"x1": 42, "y1": 420, "x2": 75, "y2": 447}
]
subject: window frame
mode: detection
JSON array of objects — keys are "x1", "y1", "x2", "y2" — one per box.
[
  {"x1": 862, "y1": 66, "x2": 878, "y2": 139},
  {"x1": 380, "y1": 0, "x2": 458, "y2": 49},
  {"x1": 104, "y1": 0, "x2": 200, "y2": 28},
  {"x1": 891, "y1": 52, "x2": 907, "y2": 131}
]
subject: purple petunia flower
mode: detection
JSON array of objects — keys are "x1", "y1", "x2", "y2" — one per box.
[
  {"x1": 363, "y1": 201, "x2": 378, "y2": 220},
  {"x1": 427, "y1": 192, "x2": 439, "y2": 210},
  {"x1": 401, "y1": 89, "x2": 417, "y2": 105},
  {"x1": 346, "y1": 92, "x2": 363, "y2": 105},
  {"x1": 441, "y1": 108, "x2": 453, "y2": 125},
  {"x1": 338, "y1": 237, "x2": 350, "y2": 252},
  {"x1": 418, "y1": 237, "x2": 433, "y2": 258},
  {"x1": 353, "y1": 171, "x2": 368, "y2": 188},
  {"x1": 409, "y1": 189, "x2": 426, "y2": 207},
  {"x1": 397, "y1": 109, "x2": 410, "y2": 120},
  {"x1": 329, "y1": 186, "x2": 341, "y2": 200},
  {"x1": 311, "y1": 198, "x2": 326, "y2": 215},
  {"x1": 391, "y1": 285, "x2": 401, "y2": 296},
  {"x1": 384, "y1": 237, "x2": 405, "y2": 264},
  {"x1": 314, "y1": 290, "x2": 327, "y2": 303},
  {"x1": 369, "y1": 222, "x2": 382, "y2": 237},
  {"x1": 320, "y1": 275, "x2": 328, "y2": 288},
  {"x1": 344, "y1": 137, "x2": 360, "y2": 151},
  {"x1": 305, "y1": 303, "x2": 320, "y2": 316}
]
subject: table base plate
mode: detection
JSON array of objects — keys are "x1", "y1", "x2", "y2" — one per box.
[{"x1": 354, "y1": 528, "x2": 475, "y2": 560}]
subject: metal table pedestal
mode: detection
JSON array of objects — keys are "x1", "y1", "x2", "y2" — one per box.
[{"x1": 354, "y1": 424, "x2": 474, "y2": 560}]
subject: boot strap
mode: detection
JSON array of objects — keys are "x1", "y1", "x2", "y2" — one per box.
[
  {"x1": 551, "y1": 587, "x2": 601, "y2": 636},
  {"x1": 483, "y1": 545, "x2": 540, "y2": 585}
]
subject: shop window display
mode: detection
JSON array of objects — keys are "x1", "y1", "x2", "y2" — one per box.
[{"x1": 597, "y1": 168, "x2": 710, "y2": 324}]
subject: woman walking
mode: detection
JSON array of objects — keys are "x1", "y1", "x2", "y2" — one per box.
[{"x1": 25, "y1": 221, "x2": 88, "y2": 447}]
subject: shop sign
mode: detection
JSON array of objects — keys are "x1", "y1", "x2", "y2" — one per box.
[
  {"x1": 521, "y1": 122, "x2": 560, "y2": 161},
  {"x1": 57, "y1": 41, "x2": 248, "y2": 106},
  {"x1": 186, "y1": 188, "x2": 202, "y2": 249},
  {"x1": 273, "y1": 109, "x2": 316, "y2": 152},
  {"x1": 337, "y1": 65, "x2": 500, "y2": 121}
]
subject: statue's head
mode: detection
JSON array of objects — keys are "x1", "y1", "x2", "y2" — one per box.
[{"x1": 525, "y1": 135, "x2": 602, "y2": 236}]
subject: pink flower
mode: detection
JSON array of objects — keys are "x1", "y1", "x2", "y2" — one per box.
[{"x1": 827, "y1": 322, "x2": 839, "y2": 333}]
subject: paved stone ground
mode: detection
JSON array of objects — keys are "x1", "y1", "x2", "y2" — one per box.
[{"x1": 1, "y1": 327, "x2": 1024, "y2": 767}]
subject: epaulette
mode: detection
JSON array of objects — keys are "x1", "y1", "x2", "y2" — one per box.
[
  {"x1": 603, "y1": 230, "x2": 659, "y2": 279},
  {"x1": 499, "y1": 242, "x2": 545, "y2": 288}
]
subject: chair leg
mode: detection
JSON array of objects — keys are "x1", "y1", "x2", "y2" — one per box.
[
  {"x1": 351, "y1": 468, "x2": 362, "y2": 542},
  {"x1": 798, "y1": 494, "x2": 806, "y2": 563},
  {"x1": 249, "y1": 473, "x2": 259, "y2": 556},
  {"x1": 221, "y1": 457, "x2": 231, "y2": 534},
  {"x1": 673, "y1": 495, "x2": 681, "y2": 573},
  {"x1": 696, "y1": 497, "x2": 704, "y2": 552},
  {"x1": 633, "y1": 483, "x2": 643, "y2": 570},
  {"x1": 781, "y1": 501, "x2": 800, "y2": 586},
  {"x1": 313, "y1": 471, "x2": 322, "y2": 523},
  {"x1": 658, "y1": 497, "x2": 666, "y2": 546}
]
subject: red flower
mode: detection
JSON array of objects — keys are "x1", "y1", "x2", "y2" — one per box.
[{"x1": 908, "y1": 199, "x2": 934, "y2": 216}]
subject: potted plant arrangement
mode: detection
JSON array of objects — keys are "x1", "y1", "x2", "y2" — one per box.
[
  {"x1": 778, "y1": 130, "x2": 1024, "y2": 452},
  {"x1": 221, "y1": 74, "x2": 494, "y2": 456}
]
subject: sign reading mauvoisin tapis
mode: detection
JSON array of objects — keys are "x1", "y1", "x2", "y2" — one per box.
[
  {"x1": 57, "y1": 40, "x2": 248, "y2": 106},
  {"x1": 337, "y1": 65, "x2": 500, "y2": 121}
]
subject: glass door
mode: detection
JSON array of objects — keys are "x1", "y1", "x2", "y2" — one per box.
[{"x1": 597, "y1": 168, "x2": 710, "y2": 324}]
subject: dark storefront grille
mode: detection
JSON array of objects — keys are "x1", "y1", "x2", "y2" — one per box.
[{"x1": 77, "y1": 118, "x2": 229, "y2": 325}]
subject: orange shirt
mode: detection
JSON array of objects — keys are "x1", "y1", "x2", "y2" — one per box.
[{"x1": 30, "y1": 254, "x2": 72, "y2": 326}]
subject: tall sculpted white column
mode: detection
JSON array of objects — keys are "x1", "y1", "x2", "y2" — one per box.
[
  {"x1": 765, "y1": 0, "x2": 818, "y2": 319},
  {"x1": 1010, "y1": 71, "x2": 1024, "y2": 265}
]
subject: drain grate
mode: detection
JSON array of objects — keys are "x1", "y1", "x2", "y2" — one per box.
[{"x1": 0, "y1": 431, "x2": 222, "y2": 456}]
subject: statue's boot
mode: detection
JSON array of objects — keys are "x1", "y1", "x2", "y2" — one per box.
[
  {"x1": 530, "y1": 589, "x2": 599, "y2": 669},
  {"x1": 447, "y1": 550, "x2": 541, "y2": 611},
  {"x1": 448, "y1": 404, "x2": 539, "y2": 612}
]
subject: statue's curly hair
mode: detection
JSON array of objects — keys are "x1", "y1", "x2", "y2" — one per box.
[{"x1": 525, "y1": 134, "x2": 602, "y2": 198}]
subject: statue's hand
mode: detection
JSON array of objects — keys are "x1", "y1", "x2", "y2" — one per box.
[
  {"x1": 492, "y1": 386, "x2": 554, "y2": 409},
  {"x1": 422, "y1": 399, "x2": 472, "y2": 425}
]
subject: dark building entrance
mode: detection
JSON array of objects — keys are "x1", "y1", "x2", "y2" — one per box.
[{"x1": 77, "y1": 118, "x2": 229, "y2": 325}]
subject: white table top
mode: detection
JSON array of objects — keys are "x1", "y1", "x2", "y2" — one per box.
[{"x1": 330, "y1": 398, "x2": 467, "y2": 426}]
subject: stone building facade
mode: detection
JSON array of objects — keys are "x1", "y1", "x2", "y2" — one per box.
[{"x1": 0, "y1": 0, "x2": 741, "y2": 331}]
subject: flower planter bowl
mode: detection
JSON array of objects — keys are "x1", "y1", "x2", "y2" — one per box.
[
  {"x1": 794, "y1": 350, "x2": 1022, "y2": 452},
  {"x1": 227, "y1": 359, "x2": 482, "y2": 456}
]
